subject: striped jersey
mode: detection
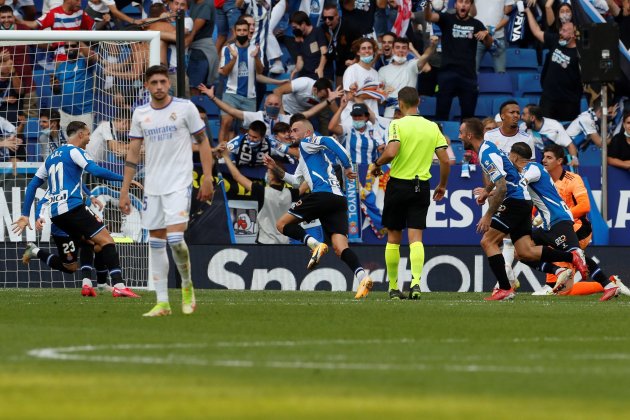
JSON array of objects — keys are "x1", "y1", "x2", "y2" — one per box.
[
  {"x1": 522, "y1": 162, "x2": 573, "y2": 230},
  {"x1": 37, "y1": 6, "x2": 95, "y2": 30},
  {"x1": 242, "y1": 0, "x2": 271, "y2": 60},
  {"x1": 283, "y1": 135, "x2": 351, "y2": 196},
  {"x1": 341, "y1": 121, "x2": 384, "y2": 164},
  {"x1": 478, "y1": 141, "x2": 530, "y2": 201},
  {"x1": 220, "y1": 42, "x2": 258, "y2": 98}
]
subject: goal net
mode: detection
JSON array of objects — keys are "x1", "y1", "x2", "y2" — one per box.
[{"x1": 0, "y1": 31, "x2": 160, "y2": 289}]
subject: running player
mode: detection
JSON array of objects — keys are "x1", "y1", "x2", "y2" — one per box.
[{"x1": 119, "y1": 65, "x2": 215, "y2": 317}]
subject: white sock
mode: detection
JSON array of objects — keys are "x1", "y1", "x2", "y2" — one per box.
[
  {"x1": 82, "y1": 278, "x2": 92, "y2": 287},
  {"x1": 502, "y1": 239, "x2": 515, "y2": 281},
  {"x1": 150, "y1": 238, "x2": 170, "y2": 303},
  {"x1": 113, "y1": 282, "x2": 125, "y2": 289},
  {"x1": 32, "y1": 246, "x2": 41, "y2": 256},
  {"x1": 167, "y1": 233, "x2": 192, "y2": 289},
  {"x1": 355, "y1": 268, "x2": 366, "y2": 282},
  {"x1": 306, "y1": 236, "x2": 319, "y2": 250}
]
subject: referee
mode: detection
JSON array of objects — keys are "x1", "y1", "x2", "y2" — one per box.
[{"x1": 369, "y1": 87, "x2": 450, "y2": 300}]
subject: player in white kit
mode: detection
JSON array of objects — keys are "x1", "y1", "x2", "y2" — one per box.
[
  {"x1": 119, "y1": 65, "x2": 215, "y2": 317},
  {"x1": 484, "y1": 100, "x2": 536, "y2": 290}
]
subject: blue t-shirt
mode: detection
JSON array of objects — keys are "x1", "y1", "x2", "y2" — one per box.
[{"x1": 56, "y1": 57, "x2": 94, "y2": 115}]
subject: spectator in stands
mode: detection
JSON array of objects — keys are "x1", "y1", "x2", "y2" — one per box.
[
  {"x1": 271, "y1": 121, "x2": 291, "y2": 145},
  {"x1": 188, "y1": 0, "x2": 219, "y2": 96},
  {"x1": 374, "y1": 31, "x2": 395, "y2": 71},
  {"x1": 606, "y1": 0, "x2": 630, "y2": 47},
  {"x1": 5, "y1": 0, "x2": 36, "y2": 21},
  {"x1": 226, "y1": 119, "x2": 292, "y2": 166},
  {"x1": 525, "y1": 6, "x2": 582, "y2": 122},
  {"x1": 566, "y1": 99, "x2": 618, "y2": 149},
  {"x1": 475, "y1": 0, "x2": 514, "y2": 73},
  {"x1": 424, "y1": 0, "x2": 493, "y2": 121},
  {"x1": 482, "y1": 116, "x2": 499, "y2": 133},
  {"x1": 87, "y1": 110, "x2": 132, "y2": 165},
  {"x1": 321, "y1": 4, "x2": 342, "y2": 83},
  {"x1": 607, "y1": 111, "x2": 630, "y2": 170},
  {"x1": 215, "y1": 0, "x2": 241, "y2": 51},
  {"x1": 52, "y1": 42, "x2": 96, "y2": 131},
  {"x1": 342, "y1": 37, "x2": 382, "y2": 124},
  {"x1": 544, "y1": 0, "x2": 574, "y2": 31},
  {"x1": 379, "y1": 36, "x2": 437, "y2": 118},
  {"x1": 273, "y1": 77, "x2": 336, "y2": 115},
  {"x1": 218, "y1": 18, "x2": 263, "y2": 143},
  {"x1": 19, "y1": 0, "x2": 95, "y2": 30},
  {"x1": 84, "y1": 1, "x2": 113, "y2": 30},
  {"x1": 289, "y1": 11, "x2": 328, "y2": 80},
  {"x1": 37, "y1": 109, "x2": 63, "y2": 161},
  {"x1": 0, "y1": 115, "x2": 20, "y2": 162},
  {"x1": 0, "y1": 50, "x2": 21, "y2": 125},
  {"x1": 98, "y1": 0, "x2": 145, "y2": 27},
  {"x1": 328, "y1": 100, "x2": 384, "y2": 164},
  {"x1": 521, "y1": 103, "x2": 580, "y2": 166}
]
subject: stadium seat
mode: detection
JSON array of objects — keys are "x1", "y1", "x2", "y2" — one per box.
[
  {"x1": 474, "y1": 96, "x2": 494, "y2": 118},
  {"x1": 478, "y1": 53, "x2": 494, "y2": 72},
  {"x1": 208, "y1": 119, "x2": 220, "y2": 142},
  {"x1": 578, "y1": 144, "x2": 602, "y2": 166},
  {"x1": 439, "y1": 121, "x2": 460, "y2": 142},
  {"x1": 191, "y1": 95, "x2": 219, "y2": 116},
  {"x1": 491, "y1": 97, "x2": 531, "y2": 115},
  {"x1": 451, "y1": 140, "x2": 465, "y2": 164},
  {"x1": 24, "y1": 118, "x2": 40, "y2": 140},
  {"x1": 478, "y1": 73, "x2": 513, "y2": 95},
  {"x1": 449, "y1": 97, "x2": 461, "y2": 120},
  {"x1": 517, "y1": 73, "x2": 542, "y2": 96},
  {"x1": 419, "y1": 96, "x2": 436, "y2": 118},
  {"x1": 25, "y1": 139, "x2": 41, "y2": 162},
  {"x1": 505, "y1": 48, "x2": 539, "y2": 71}
]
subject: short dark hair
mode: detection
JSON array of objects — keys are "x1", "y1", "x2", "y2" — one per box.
[
  {"x1": 398, "y1": 86, "x2": 419, "y2": 108},
  {"x1": 66, "y1": 121, "x2": 88, "y2": 137},
  {"x1": 510, "y1": 142, "x2": 533, "y2": 159},
  {"x1": 272, "y1": 122, "x2": 290, "y2": 135},
  {"x1": 289, "y1": 113, "x2": 307, "y2": 126},
  {"x1": 462, "y1": 118, "x2": 484, "y2": 139},
  {"x1": 145, "y1": 64, "x2": 169, "y2": 80},
  {"x1": 623, "y1": 110, "x2": 630, "y2": 123},
  {"x1": 543, "y1": 144, "x2": 566, "y2": 164},
  {"x1": 393, "y1": 37, "x2": 409, "y2": 46},
  {"x1": 0, "y1": 5, "x2": 14, "y2": 14},
  {"x1": 499, "y1": 100, "x2": 519, "y2": 114},
  {"x1": 525, "y1": 104, "x2": 544, "y2": 120},
  {"x1": 234, "y1": 17, "x2": 250, "y2": 29},
  {"x1": 382, "y1": 32, "x2": 396, "y2": 41},
  {"x1": 323, "y1": 4, "x2": 338, "y2": 13},
  {"x1": 248, "y1": 120, "x2": 267, "y2": 138},
  {"x1": 313, "y1": 78, "x2": 332, "y2": 92},
  {"x1": 40, "y1": 109, "x2": 61, "y2": 123},
  {"x1": 290, "y1": 11, "x2": 311, "y2": 26},
  {"x1": 149, "y1": 2, "x2": 166, "y2": 18}
]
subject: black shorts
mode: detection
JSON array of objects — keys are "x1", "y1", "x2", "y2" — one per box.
[
  {"x1": 289, "y1": 192, "x2": 348, "y2": 236},
  {"x1": 52, "y1": 235, "x2": 78, "y2": 265},
  {"x1": 490, "y1": 198, "x2": 533, "y2": 243},
  {"x1": 382, "y1": 177, "x2": 430, "y2": 230},
  {"x1": 531, "y1": 220, "x2": 580, "y2": 251},
  {"x1": 51, "y1": 205, "x2": 105, "y2": 243}
]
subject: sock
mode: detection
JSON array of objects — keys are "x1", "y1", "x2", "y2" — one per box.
[
  {"x1": 32, "y1": 245, "x2": 41, "y2": 256},
  {"x1": 340, "y1": 248, "x2": 364, "y2": 279},
  {"x1": 586, "y1": 256, "x2": 607, "y2": 286},
  {"x1": 566, "y1": 282, "x2": 604, "y2": 295},
  {"x1": 94, "y1": 252, "x2": 109, "y2": 285},
  {"x1": 385, "y1": 243, "x2": 400, "y2": 290},
  {"x1": 82, "y1": 278, "x2": 92, "y2": 287},
  {"x1": 99, "y1": 243, "x2": 123, "y2": 286},
  {"x1": 541, "y1": 247, "x2": 573, "y2": 263},
  {"x1": 79, "y1": 243, "x2": 94, "y2": 279},
  {"x1": 409, "y1": 241, "x2": 425, "y2": 287},
  {"x1": 37, "y1": 250, "x2": 75, "y2": 274},
  {"x1": 305, "y1": 235, "x2": 319, "y2": 250},
  {"x1": 167, "y1": 232, "x2": 192, "y2": 289},
  {"x1": 502, "y1": 239, "x2": 515, "y2": 281},
  {"x1": 488, "y1": 254, "x2": 511, "y2": 290},
  {"x1": 150, "y1": 238, "x2": 170, "y2": 303},
  {"x1": 282, "y1": 223, "x2": 308, "y2": 244},
  {"x1": 524, "y1": 261, "x2": 564, "y2": 275}
]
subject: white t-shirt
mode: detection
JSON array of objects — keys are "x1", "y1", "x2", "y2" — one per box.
[
  {"x1": 129, "y1": 97, "x2": 206, "y2": 195},
  {"x1": 342, "y1": 63, "x2": 380, "y2": 124},
  {"x1": 243, "y1": 111, "x2": 291, "y2": 135},
  {"x1": 378, "y1": 59, "x2": 421, "y2": 108},
  {"x1": 519, "y1": 118, "x2": 573, "y2": 150},
  {"x1": 484, "y1": 127, "x2": 537, "y2": 159},
  {"x1": 566, "y1": 109, "x2": 598, "y2": 140},
  {"x1": 474, "y1": 0, "x2": 515, "y2": 39},
  {"x1": 87, "y1": 120, "x2": 116, "y2": 162},
  {"x1": 42, "y1": 0, "x2": 64, "y2": 14},
  {"x1": 282, "y1": 77, "x2": 318, "y2": 115}
]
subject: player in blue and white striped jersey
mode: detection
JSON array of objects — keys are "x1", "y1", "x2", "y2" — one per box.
[
  {"x1": 13, "y1": 121, "x2": 140, "y2": 298},
  {"x1": 460, "y1": 118, "x2": 588, "y2": 301},
  {"x1": 263, "y1": 119, "x2": 375, "y2": 298}
]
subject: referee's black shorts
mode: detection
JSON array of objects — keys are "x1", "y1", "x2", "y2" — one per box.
[
  {"x1": 289, "y1": 192, "x2": 348, "y2": 236},
  {"x1": 382, "y1": 177, "x2": 430, "y2": 231},
  {"x1": 490, "y1": 198, "x2": 533, "y2": 243},
  {"x1": 51, "y1": 205, "x2": 106, "y2": 243},
  {"x1": 532, "y1": 220, "x2": 580, "y2": 251}
]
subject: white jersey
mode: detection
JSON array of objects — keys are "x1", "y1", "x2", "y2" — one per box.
[
  {"x1": 129, "y1": 97, "x2": 206, "y2": 195},
  {"x1": 485, "y1": 127, "x2": 537, "y2": 159},
  {"x1": 282, "y1": 77, "x2": 318, "y2": 115},
  {"x1": 519, "y1": 118, "x2": 573, "y2": 151},
  {"x1": 566, "y1": 108, "x2": 598, "y2": 145}
]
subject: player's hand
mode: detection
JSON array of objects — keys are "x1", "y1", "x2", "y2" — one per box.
[
  {"x1": 433, "y1": 184, "x2": 446, "y2": 201},
  {"x1": 473, "y1": 187, "x2": 488, "y2": 205},
  {"x1": 197, "y1": 176, "x2": 214, "y2": 203},
  {"x1": 35, "y1": 217, "x2": 46, "y2": 231},
  {"x1": 532, "y1": 214, "x2": 543, "y2": 227},
  {"x1": 476, "y1": 214, "x2": 491, "y2": 233},
  {"x1": 344, "y1": 167, "x2": 357, "y2": 180},
  {"x1": 11, "y1": 215, "x2": 31, "y2": 235},
  {"x1": 119, "y1": 191, "x2": 132, "y2": 216},
  {"x1": 367, "y1": 163, "x2": 382, "y2": 178},
  {"x1": 131, "y1": 180, "x2": 143, "y2": 190},
  {"x1": 90, "y1": 196, "x2": 104, "y2": 211},
  {"x1": 251, "y1": 44, "x2": 260, "y2": 58}
]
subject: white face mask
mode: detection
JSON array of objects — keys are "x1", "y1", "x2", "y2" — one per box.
[{"x1": 392, "y1": 55, "x2": 407, "y2": 64}]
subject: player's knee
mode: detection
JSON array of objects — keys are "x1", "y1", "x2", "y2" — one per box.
[
  {"x1": 63, "y1": 262, "x2": 79, "y2": 273},
  {"x1": 333, "y1": 244, "x2": 346, "y2": 257},
  {"x1": 276, "y1": 220, "x2": 285, "y2": 234},
  {"x1": 167, "y1": 233, "x2": 188, "y2": 258}
]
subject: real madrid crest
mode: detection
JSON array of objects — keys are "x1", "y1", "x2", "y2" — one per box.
[{"x1": 170, "y1": 113, "x2": 177, "y2": 121}]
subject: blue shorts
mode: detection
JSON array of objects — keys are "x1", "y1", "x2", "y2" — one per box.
[
  {"x1": 216, "y1": 0, "x2": 242, "y2": 37},
  {"x1": 221, "y1": 92, "x2": 256, "y2": 115}
]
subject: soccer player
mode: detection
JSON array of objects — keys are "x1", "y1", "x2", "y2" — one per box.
[
  {"x1": 12, "y1": 121, "x2": 139, "y2": 298},
  {"x1": 119, "y1": 65, "x2": 215, "y2": 317},
  {"x1": 263, "y1": 119, "x2": 374, "y2": 299},
  {"x1": 460, "y1": 118, "x2": 588, "y2": 301},
  {"x1": 368, "y1": 87, "x2": 450, "y2": 300}
]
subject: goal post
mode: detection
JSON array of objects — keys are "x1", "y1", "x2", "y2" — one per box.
[{"x1": 0, "y1": 31, "x2": 161, "y2": 289}]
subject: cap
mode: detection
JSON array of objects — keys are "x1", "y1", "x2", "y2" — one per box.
[{"x1": 350, "y1": 103, "x2": 369, "y2": 116}]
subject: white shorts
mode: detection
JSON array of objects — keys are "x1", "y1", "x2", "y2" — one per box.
[{"x1": 142, "y1": 187, "x2": 192, "y2": 230}]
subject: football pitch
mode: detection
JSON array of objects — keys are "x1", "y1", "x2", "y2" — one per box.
[{"x1": 1, "y1": 289, "x2": 629, "y2": 419}]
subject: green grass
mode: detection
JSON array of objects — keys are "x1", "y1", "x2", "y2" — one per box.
[{"x1": 1, "y1": 289, "x2": 630, "y2": 419}]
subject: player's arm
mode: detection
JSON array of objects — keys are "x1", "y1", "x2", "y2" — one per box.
[
  {"x1": 476, "y1": 177, "x2": 506, "y2": 234},
  {"x1": 569, "y1": 178, "x2": 591, "y2": 219},
  {"x1": 322, "y1": 136, "x2": 352, "y2": 169},
  {"x1": 434, "y1": 147, "x2": 450, "y2": 201},
  {"x1": 198, "y1": 84, "x2": 245, "y2": 121},
  {"x1": 194, "y1": 130, "x2": 215, "y2": 202},
  {"x1": 119, "y1": 138, "x2": 143, "y2": 215},
  {"x1": 566, "y1": 142, "x2": 579, "y2": 167},
  {"x1": 221, "y1": 149, "x2": 252, "y2": 191},
  {"x1": 13, "y1": 169, "x2": 46, "y2": 234}
]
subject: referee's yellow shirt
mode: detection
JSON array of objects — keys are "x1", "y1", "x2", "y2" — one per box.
[{"x1": 387, "y1": 115, "x2": 447, "y2": 180}]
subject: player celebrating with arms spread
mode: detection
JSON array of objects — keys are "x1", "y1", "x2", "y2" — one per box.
[{"x1": 119, "y1": 65, "x2": 215, "y2": 317}]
